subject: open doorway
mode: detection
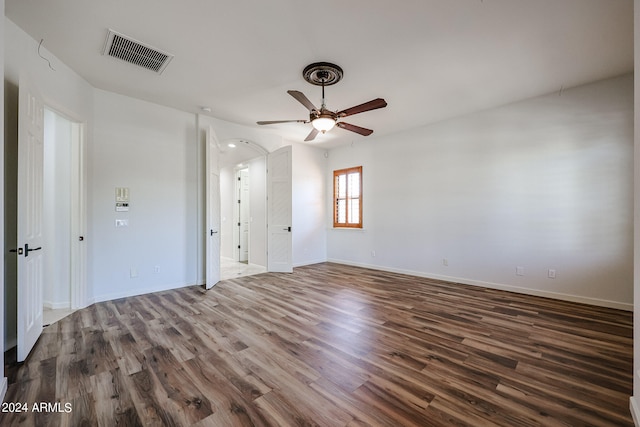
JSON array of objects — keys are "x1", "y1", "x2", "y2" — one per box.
[
  {"x1": 4, "y1": 80, "x2": 86, "y2": 356},
  {"x1": 218, "y1": 139, "x2": 267, "y2": 280},
  {"x1": 42, "y1": 108, "x2": 85, "y2": 325}
]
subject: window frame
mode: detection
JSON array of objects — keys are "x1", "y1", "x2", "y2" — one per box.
[{"x1": 333, "y1": 166, "x2": 363, "y2": 229}]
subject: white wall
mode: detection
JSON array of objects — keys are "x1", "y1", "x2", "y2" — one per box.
[
  {"x1": 43, "y1": 109, "x2": 71, "y2": 308},
  {"x1": 90, "y1": 89, "x2": 198, "y2": 302},
  {"x1": 327, "y1": 74, "x2": 633, "y2": 310},
  {"x1": 292, "y1": 143, "x2": 327, "y2": 267},
  {"x1": 4, "y1": 19, "x2": 93, "y2": 120}
]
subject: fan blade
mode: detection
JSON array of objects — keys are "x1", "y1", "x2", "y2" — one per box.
[
  {"x1": 336, "y1": 122, "x2": 374, "y2": 136},
  {"x1": 257, "y1": 119, "x2": 307, "y2": 125},
  {"x1": 304, "y1": 128, "x2": 319, "y2": 142},
  {"x1": 288, "y1": 90, "x2": 318, "y2": 112},
  {"x1": 337, "y1": 98, "x2": 387, "y2": 117}
]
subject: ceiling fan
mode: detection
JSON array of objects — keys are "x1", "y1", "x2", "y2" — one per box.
[{"x1": 257, "y1": 62, "x2": 387, "y2": 142}]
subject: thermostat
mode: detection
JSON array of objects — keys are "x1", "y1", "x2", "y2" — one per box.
[{"x1": 116, "y1": 187, "x2": 130, "y2": 211}]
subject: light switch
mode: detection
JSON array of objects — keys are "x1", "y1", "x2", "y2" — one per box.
[{"x1": 115, "y1": 219, "x2": 128, "y2": 227}]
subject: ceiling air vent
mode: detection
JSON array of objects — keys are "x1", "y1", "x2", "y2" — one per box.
[{"x1": 102, "y1": 29, "x2": 174, "y2": 74}]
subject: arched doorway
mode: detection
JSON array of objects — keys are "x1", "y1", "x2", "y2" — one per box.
[{"x1": 218, "y1": 138, "x2": 268, "y2": 280}]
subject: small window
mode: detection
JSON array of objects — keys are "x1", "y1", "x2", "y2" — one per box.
[{"x1": 333, "y1": 166, "x2": 362, "y2": 228}]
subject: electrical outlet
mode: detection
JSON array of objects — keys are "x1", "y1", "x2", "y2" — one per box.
[
  {"x1": 154, "y1": 266, "x2": 160, "y2": 274},
  {"x1": 516, "y1": 266, "x2": 525, "y2": 276},
  {"x1": 130, "y1": 267, "x2": 138, "y2": 278},
  {"x1": 548, "y1": 269, "x2": 556, "y2": 279},
  {"x1": 442, "y1": 259, "x2": 448, "y2": 266},
  {"x1": 371, "y1": 250, "x2": 376, "y2": 257}
]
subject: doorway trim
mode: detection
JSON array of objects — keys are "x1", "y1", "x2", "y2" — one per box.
[
  {"x1": 223, "y1": 138, "x2": 268, "y2": 157},
  {"x1": 44, "y1": 104, "x2": 88, "y2": 310},
  {"x1": 220, "y1": 137, "x2": 268, "y2": 275}
]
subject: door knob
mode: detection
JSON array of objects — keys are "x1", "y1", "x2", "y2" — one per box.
[
  {"x1": 9, "y1": 248, "x2": 24, "y2": 255},
  {"x1": 25, "y1": 243, "x2": 42, "y2": 257}
]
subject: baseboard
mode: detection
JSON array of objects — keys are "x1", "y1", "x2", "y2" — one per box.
[
  {"x1": 326, "y1": 259, "x2": 633, "y2": 311},
  {"x1": 92, "y1": 281, "x2": 196, "y2": 304},
  {"x1": 630, "y1": 396, "x2": 640, "y2": 426},
  {"x1": 43, "y1": 301, "x2": 71, "y2": 310},
  {"x1": 293, "y1": 258, "x2": 327, "y2": 268}
]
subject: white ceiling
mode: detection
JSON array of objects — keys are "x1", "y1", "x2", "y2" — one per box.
[{"x1": 5, "y1": 0, "x2": 633, "y2": 149}]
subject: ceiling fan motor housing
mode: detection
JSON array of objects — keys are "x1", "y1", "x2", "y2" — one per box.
[{"x1": 310, "y1": 110, "x2": 337, "y2": 120}]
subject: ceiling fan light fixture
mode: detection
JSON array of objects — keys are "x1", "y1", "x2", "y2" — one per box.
[
  {"x1": 257, "y1": 62, "x2": 386, "y2": 141},
  {"x1": 312, "y1": 117, "x2": 336, "y2": 132}
]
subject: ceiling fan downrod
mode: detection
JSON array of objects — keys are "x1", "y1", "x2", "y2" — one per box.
[{"x1": 319, "y1": 72, "x2": 328, "y2": 111}]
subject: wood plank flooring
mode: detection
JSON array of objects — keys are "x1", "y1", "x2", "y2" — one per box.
[{"x1": 1, "y1": 263, "x2": 633, "y2": 426}]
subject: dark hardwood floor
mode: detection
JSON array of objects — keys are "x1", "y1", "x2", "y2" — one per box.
[{"x1": 1, "y1": 263, "x2": 633, "y2": 426}]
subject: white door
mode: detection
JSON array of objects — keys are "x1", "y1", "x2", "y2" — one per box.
[
  {"x1": 205, "y1": 126, "x2": 221, "y2": 289},
  {"x1": 239, "y1": 169, "x2": 250, "y2": 262},
  {"x1": 267, "y1": 146, "x2": 292, "y2": 273},
  {"x1": 17, "y1": 76, "x2": 45, "y2": 362}
]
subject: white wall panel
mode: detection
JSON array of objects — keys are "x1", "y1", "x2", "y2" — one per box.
[
  {"x1": 91, "y1": 90, "x2": 198, "y2": 301},
  {"x1": 327, "y1": 75, "x2": 633, "y2": 309}
]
